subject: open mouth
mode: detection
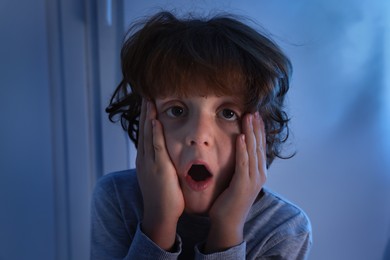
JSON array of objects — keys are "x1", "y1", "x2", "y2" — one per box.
[{"x1": 188, "y1": 164, "x2": 212, "y2": 182}]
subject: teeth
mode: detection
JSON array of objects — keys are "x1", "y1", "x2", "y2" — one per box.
[{"x1": 188, "y1": 165, "x2": 211, "y2": 182}]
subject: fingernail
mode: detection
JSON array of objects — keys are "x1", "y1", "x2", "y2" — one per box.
[
  {"x1": 147, "y1": 101, "x2": 152, "y2": 113},
  {"x1": 254, "y1": 112, "x2": 259, "y2": 120}
]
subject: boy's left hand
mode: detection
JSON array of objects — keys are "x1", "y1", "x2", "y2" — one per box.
[{"x1": 205, "y1": 112, "x2": 267, "y2": 253}]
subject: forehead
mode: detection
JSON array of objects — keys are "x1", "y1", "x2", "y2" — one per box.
[
  {"x1": 155, "y1": 92, "x2": 245, "y2": 104},
  {"x1": 154, "y1": 93, "x2": 246, "y2": 115},
  {"x1": 152, "y1": 73, "x2": 247, "y2": 98}
]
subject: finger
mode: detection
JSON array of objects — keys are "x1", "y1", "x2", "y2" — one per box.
[
  {"x1": 253, "y1": 112, "x2": 267, "y2": 179},
  {"x1": 243, "y1": 114, "x2": 258, "y2": 178},
  {"x1": 144, "y1": 101, "x2": 156, "y2": 159},
  {"x1": 152, "y1": 119, "x2": 172, "y2": 166},
  {"x1": 137, "y1": 99, "x2": 147, "y2": 161},
  {"x1": 234, "y1": 134, "x2": 249, "y2": 182}
]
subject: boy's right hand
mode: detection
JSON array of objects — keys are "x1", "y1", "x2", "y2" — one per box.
[{"x1": 136, "y1": 99, "x2": 185, "y2": 251}]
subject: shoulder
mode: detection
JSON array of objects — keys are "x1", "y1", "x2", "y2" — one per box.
[
  {"x1": 91, "y1": 169, "x2": 143, "y2": 255},
  {"x1": 94, "y1": 169, "x2": 139, "y2": 194},
  {"x1": 92, "y1": 169, "x2": 142, "y2": 211},
  {"x1": 245, "y1": 188, "x2": 312, "y2": 257},
  {"x1": 246, "y1": 187, "x2": 312, "y2": 239}
]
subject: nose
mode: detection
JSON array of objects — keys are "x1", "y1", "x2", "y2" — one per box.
[{"x1": 185, "y1": 113, "x2": 212, "y2": 147}]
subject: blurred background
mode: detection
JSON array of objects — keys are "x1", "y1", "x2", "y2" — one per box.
[{"x1": 1, "y1": 0, "x2": 389, "y2": 259}]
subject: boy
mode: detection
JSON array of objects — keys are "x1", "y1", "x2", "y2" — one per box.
[{"x1": 91, "y1": 11, "x2": 312, "y2": 259}]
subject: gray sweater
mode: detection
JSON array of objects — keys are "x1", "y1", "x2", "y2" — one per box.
[{"x1": 91, "y1": 170, "x2": 312, "y2": 259}]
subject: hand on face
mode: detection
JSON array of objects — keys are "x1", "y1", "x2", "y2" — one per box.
[
  {"x1": 136, "y1": 97, "x2": 267, "y2": 252},
  {"x1": 136, "y1": 99, "x2": 185, "y2": 250},
  {"x1": 206, "y1": 112, "x2": 267, "y2": 253}
]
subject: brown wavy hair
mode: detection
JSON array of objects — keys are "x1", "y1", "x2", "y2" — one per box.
[{"x1": 106, "y1": 11, "x2": 293, "y2": 167}]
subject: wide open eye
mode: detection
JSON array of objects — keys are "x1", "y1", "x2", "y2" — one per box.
[
  {"x1": 218, "y1": 108, "x2": 238, "y2": 121},
  {"x1": 166, "y1": 106, "x2": 186, "y2": 118}
]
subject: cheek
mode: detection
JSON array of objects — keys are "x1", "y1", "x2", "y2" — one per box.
[
  {"x1": 164, "y1": 134, "x2": 177, "y2": 157},
  {"x1": 160, "y1": 122, "x2": 182, "y2": 164},
  {"x1": 221, "y1": 123, "x2": 240, "y2": 152},
  {"x1": 217, "y1": 131, "x2": 238, "y2": 169},
  {"x1": 216, "y1": 142, "x2": 237, "y2": 190},
  {"x1": 226, "y1": 138, "x2": 237, "y2": 167}
]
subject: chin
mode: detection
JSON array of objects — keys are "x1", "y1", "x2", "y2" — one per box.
[
  {"x1": 183, "y1": 197, "x2": 214, "y2": 216},
  {"x1": 184, "y1": 207, "x2": 208, "y2": 216}
]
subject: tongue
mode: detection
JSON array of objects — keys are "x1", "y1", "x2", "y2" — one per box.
[{"x1": 189, "y1": 165, "x2": 211, "y2": 182}]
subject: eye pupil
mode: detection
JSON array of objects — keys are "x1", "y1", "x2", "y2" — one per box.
[
  {"x1": 171, "y1": 106, "x2": 183, "y2": 116},
  {"x1": 223, "y1": 109, "x2": 235, "y2": 118}
]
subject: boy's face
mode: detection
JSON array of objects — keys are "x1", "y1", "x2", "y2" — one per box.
[{"x1": 155, "y1": 88, "x2": 244, "y2": 215}]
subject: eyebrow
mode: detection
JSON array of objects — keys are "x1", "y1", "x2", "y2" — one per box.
[{"x1": 155, "y1": 95, "x2": 245, "y2": 109}]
